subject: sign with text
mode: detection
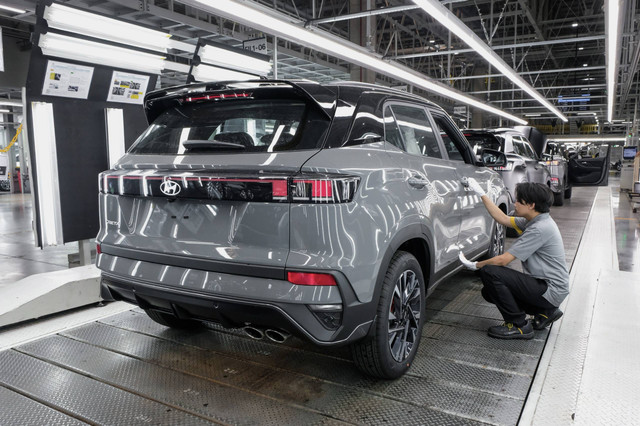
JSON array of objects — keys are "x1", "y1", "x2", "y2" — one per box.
[
  {"x1": 106, "y1": 71, "x2": 150, "y2": 105},
  {"x1": 41, "y1": 60, "x2": 94, "y2": 99},
  {"x1": 243, "y1": 37, "x2": 268, "y2": 55}
]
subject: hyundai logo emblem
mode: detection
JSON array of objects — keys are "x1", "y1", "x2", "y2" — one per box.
[{"x1": 160, "y1": 180, "x2": 181, "y2": 196}]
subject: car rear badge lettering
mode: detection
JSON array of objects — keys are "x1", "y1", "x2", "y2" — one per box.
[{"x1": 160, "y1": 179, "x2": 181, "y2": 196}]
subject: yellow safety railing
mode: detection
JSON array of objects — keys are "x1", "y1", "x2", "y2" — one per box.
[{"x1": 1, "y1": 124, "x2": 23, "y2": 153}]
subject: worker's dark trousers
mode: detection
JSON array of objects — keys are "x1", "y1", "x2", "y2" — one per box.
[{"x1": 479, "y1": 265, "x2": 557, "y2": 326}]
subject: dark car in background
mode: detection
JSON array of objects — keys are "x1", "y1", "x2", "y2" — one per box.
[
  {"x1": 96, "y1": 80, "x2": 511, "y2": 379},
  {"x1": 464, "y1": 129, "x2": 552, "y2": 207}
]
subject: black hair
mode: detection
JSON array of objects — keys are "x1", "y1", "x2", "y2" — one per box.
[{"x1": 515, "y1": 182, "x2": 554, "y2": 213}]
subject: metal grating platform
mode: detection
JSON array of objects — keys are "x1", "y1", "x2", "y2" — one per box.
[{"x1": 0, "y1": 187, "x2": 598, "y2": 425}]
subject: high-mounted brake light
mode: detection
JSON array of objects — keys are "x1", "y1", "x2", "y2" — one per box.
[
  {"x1": 287, "y1": 271, "x2": 337, "y2": 286},
  {"x1": 183, "y1": 92, "x2": 253, "y2": 102}
]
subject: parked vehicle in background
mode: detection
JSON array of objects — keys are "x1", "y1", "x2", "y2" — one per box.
[
  {"x1": 464, "y1": 129, "x2": 552, "y2": 206},
  {"x1": 543, "y1": 142, "x2": 572, "y2": 205},
  {"x1": 96, "y1": 80, "x2": 512, "y2": 379}
]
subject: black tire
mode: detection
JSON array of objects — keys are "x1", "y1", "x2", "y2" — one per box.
[
  {"x1": 553, "y1": 190, "x2": 564, "y2": 206},
  {"x1": 351, "y1": 251, "x2": 425, "y2": 379},
  {"x1": 145, "y1": 309, "x2": 202, "y2": 329},
  {"x1": 564, "y1": 186, "x2": 572, "y2": 199},
  {"x1": 483, "y1": 220, "x2": 506, "y2": 259}
]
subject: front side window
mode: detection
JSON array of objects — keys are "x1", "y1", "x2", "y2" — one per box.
[
  {"x1": 387, "y1": 104, "x2": 442, "y2": 158},
  {"x1": 128, "y1": 99, "x2": 330, "y2": 154},
  {"x1": 431, "y1": 114, "x2": 466, "y2": 162}
]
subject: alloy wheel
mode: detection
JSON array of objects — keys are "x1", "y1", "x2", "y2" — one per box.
[
  {"x1": 387, "y1": 270, "x2": 422, "y2": 363},
  {"x1": 492, "y1": 222, "x2": 505, "y2": 255}
]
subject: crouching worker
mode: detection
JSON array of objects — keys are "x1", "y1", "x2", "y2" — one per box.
[{"x1": 459, "y1": 180, "x2": 569, "y2": 340}]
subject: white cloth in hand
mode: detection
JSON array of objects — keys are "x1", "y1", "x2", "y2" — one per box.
[
  {"x1": 459, "y1": 252, "x2": 478, "y2": 271},
  {"x1": 464, "y1": 177, "x2": 486, "y2": 197}
]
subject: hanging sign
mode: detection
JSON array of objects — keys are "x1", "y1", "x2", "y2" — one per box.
[
  {"x1": 41, "y1": 60, "x2": 94, "y2": 99},
  {"x1": 243, "y1": 37, "x2": 268, "y2": 54},
  {"x1": 106, "y1": 71, "x2": 150, "y2": 105}
]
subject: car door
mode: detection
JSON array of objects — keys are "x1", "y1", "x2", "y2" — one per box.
[
  {"x1": 569, "y1": 144, "x2": 611, "y2": 186},
  {"x1": 522, "y1": 138, "x2": 550, "y2": 185},
  {"x1": 513, "y1": 136, "x2": 542, "y2": 184},
  {"x1": 382, "y1": 103, "x2": 462, "y2": 276},
  {"x1": 429, "y1": 111, "x2": 493, "y2": 257}
]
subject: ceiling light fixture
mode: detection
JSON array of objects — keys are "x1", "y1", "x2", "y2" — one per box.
[
  {"x1": 547, "y1": 136, "x2": 625, "y2": 142},
  {"x1": 583, "y1": 63, "x2": 588, "y2": 67},
  {"x1": 0, "y1": 4, "x2": 26, "y2": 13},
  {"x1": 199, "y1": 44, "x2": 271, "y2": 76},
  {"x1": 578, "y1": 47, "x2": 584, "y2": 50},
  {"x1": 410, "y1": 0, "x2": 567, "y2": 122},
  {"x1": 39, "y1": 33, "x2": 166, "y2": 74},
  {"x1": 43, "y1": 3, "x2": 185, "y2": 53},
  {"x1": 572, "y1": 22, "x2": 578, "y2": 27},
  {"x1": 185, "y1": 0, "x2": 527, "y2": 124},
  {"x1": 605, "y1": 0, "x2": 622, "y2": 122}
]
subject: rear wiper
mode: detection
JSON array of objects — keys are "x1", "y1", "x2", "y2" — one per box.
[{"x1": 182, "y1": 140, "x2": 245, "y2": 150}]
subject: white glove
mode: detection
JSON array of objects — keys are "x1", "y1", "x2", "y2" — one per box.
[
  {"x1": 464, "y1": 177, "x2": 486, "y2": 197},
  {"x1": 459, "y1": 252, "x2": 478, "y2": 271}
]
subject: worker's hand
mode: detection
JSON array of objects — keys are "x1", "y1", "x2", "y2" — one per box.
[
  {"x1": 459, "y1": 252, "x2": 478, "y2": 271},
  {"x1": 463, "y1": 177, "x2": 486, "y2": 197}
]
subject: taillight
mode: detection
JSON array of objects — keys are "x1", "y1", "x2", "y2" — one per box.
[
  {"x1": 545, "y1": 160, "x2": 559, "y2": 166},
  {"x1": 492, "y1": 161, "x2": 514, "y2": 171},
  {"x1": 287, "y1": 271, "x2": 337, "y2": 286},
  {"x1": 291, "y1": 176, "x2": 359, "y2": 203},
  {"x1": 551, "y1": 177, "x2": 559, "y2": 184},
  {"x1": 99, "y1": 173, "x2": 359, "y2": 203},
  {"x1": 96, "y1": 243, "x2": 101, "y2": 254}
]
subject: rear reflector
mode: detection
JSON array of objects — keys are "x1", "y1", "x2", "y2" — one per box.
[{"x1": 287, "y1": 271, "x2": 336, "y2": 286}]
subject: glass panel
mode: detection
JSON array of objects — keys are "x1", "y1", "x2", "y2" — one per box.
[
  {"x1": 432, "y1": 115, "x2": 464, "y2": 161},
  {"x1": 390, "y1": 105, "x2": 442, "y2": 158}
]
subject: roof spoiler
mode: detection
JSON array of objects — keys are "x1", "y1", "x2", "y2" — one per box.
[{"x1": 143, "y1": 79, "x2": 338, "y2": 123}]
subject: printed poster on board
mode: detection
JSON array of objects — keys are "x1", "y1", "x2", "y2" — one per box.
[
  {"x1": 106, "y1": 71, "x2": 150, "y2": 105},
  {"x1": 41, "y1": 60, "x2": 94, "y2": 99}
]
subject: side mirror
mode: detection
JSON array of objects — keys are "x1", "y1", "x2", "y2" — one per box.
[{"x1": 480, "y1": 148, "x2": 507, "y2": 167}]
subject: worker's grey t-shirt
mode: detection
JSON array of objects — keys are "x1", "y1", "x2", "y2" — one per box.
[{"x1": 508, "y1": 213, "x2": 569, "y2": 306}]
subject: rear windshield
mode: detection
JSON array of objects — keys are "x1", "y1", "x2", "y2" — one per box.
[
  {"x1": 465, "y1": 134, "x2": 503, "y2": 154},
  {"x1": 128, "y1": 99, "x2": 330, "y2": 154}
]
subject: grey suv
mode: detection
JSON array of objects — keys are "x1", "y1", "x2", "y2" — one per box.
[
  {"x1": 464, "y1": 129, "x2": 552, "y2": 205},
  {"x1": 96, "y1": 80, "x2": 510, "y2": 379}
]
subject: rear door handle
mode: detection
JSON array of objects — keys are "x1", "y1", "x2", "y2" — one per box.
[{"x1": 408, "y1": 176, "x2": 429, "y2": 189}]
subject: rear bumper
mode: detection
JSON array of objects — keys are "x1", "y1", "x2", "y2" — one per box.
[{"x1": 97, "y1": 252, "x2": 374, "y2": 346}]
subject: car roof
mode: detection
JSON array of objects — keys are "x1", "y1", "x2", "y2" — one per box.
[{"x1": 465, "y1": 128, "x2": 524, "y2": 135}]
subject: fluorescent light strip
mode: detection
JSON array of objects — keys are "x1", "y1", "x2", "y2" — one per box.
[
  {"x1": 105, "y1": 108, "x2": 126, "y2": 169},
  {"x1": 31, "y1": 102, "x2": 64, "y2": 247},
  {"x1": 0, "y1": 99, "x2": 22, "y2": 107},
  {"x1": 191, "y1": 64, "x2": 256, "y2": 82},
  {"x1": 39, "y1": 33, "x2": 166, "y2": 74},
  {"x1": 606, "y1": 0, "x2": 620, "y2": 123},
  {"x1": 411, "y1": 0, "x2": 567, "y2": 123},
  {"x1": 547, "y1": 137, "x2": 625, "y2": 142},
  {"x1": 188, "y1": 0, "x2": 526, "y2": 125},
  {"x1": 44, "y1": 3, "x2": 172, "y2": 53},
  {"x1": 199, "y1": 45, "x2": 272, "y2": 76},
  {"x1": 0, "y1": 4, "x2": 26, "y2": 13}
]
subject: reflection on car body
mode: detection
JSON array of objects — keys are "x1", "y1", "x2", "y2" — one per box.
[{"x1": 96, "y1": 80, "x2": 511, "y2": 379}]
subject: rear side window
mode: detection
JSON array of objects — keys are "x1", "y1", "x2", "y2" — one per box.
[
  {"x1": 128, "y1": 99, "x2": 330, "y2": 154},
  {"x1": 465, "y1": 134, "x2": 502, "y2": 154},
  {"x1": 384, "y1": 104, "x2": 442, "y2": 158}
]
